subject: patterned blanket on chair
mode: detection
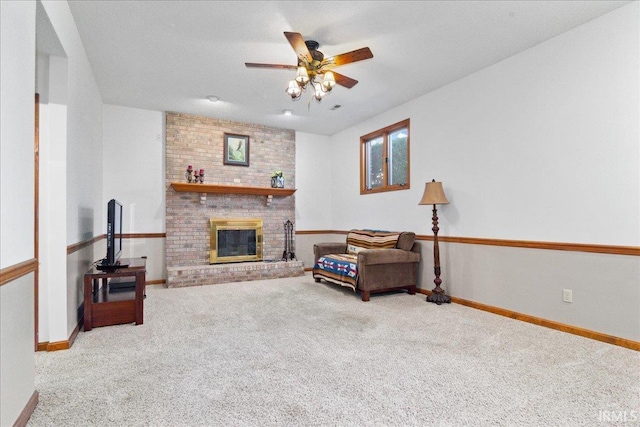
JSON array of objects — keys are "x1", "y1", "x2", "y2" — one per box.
[
  {"x1": 346, "y1": 229, "x2": 400, "y2": 254},
  {"x1": 313, "y1": 253, "x2": 358, "y2": 291}
]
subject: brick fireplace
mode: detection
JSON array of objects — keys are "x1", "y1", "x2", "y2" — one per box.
[{"x1": 164, "y1": 112, "x2": 304, "y2": 288}]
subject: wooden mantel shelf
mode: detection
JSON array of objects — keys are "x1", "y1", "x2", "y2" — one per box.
[{"x1": 171, "y1": 182, "x2": 296, "y2": 197}]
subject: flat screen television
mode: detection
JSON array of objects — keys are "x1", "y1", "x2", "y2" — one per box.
[{"x1": 99, "y1": 199, "x2": 128, "y2": 269}]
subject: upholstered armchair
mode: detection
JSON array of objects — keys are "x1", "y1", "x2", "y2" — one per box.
[{"x1": 312, "y1": 230, "x2": 420, "y2": 301}]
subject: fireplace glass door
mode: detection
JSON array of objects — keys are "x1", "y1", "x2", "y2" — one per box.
[{"x1": 210, "y1": 218, "x2": 263, "y2": 264}]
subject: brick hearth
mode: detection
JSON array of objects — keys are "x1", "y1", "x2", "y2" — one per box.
[{"x1": 166, "y1": 260, "x2": 304, "y2": 288}]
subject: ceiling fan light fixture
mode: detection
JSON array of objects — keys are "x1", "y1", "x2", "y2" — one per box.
[
  {"x1": 295, "y1": 66, "x2": 310, "y2": 87},
  {"x1": 246, "y1": 32, "x2": 372, "y2": 105},
  {"x1": 285, "y1": 80, "x2": 302, "y2": 99}
]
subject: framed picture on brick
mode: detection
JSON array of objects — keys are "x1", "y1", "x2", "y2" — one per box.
[{"x1": 224, "y1": 133, "x2": 250, "y2": 166}]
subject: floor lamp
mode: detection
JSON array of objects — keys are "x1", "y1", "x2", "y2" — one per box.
[{"x1": 419, "y1": 180, "x2": 451, "y2": 305}]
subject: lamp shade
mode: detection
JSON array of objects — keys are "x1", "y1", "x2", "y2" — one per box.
[
  {"x1": 321, "y1": 71, "x2": 336, "y2": 91},
  {"x1": 419, "y1": 180, "x2": 449, "y2": 205},
  {"x1": 313, "y1": 85, "x2": 325, "y2": 101},
  {"x1": 295, "y1": 66, "x2": 310, "y2": 86},
  {"x1": 285, "y1": 80, "x2": 302, "y2": 98}
]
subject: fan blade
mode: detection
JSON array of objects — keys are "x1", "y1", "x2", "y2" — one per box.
[
  {"x1": 322, "y1": 47, "x2": 373, "y2": 68},
  {"x1": 284, "y1": 32, "x2": 312, "y2": 64},
  {"x1": 245, "y1": 63, "x2": 298, "y2": 70},
  {"x1": 331, "y1": 71, "x2": 358, "y2": 89}
]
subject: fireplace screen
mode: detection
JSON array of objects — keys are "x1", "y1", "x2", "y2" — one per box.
[{"x1": 210, "y1": 218, "x2": 263, "y2": 264}]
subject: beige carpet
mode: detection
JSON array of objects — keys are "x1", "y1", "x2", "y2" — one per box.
[{"x1": 28, "y1": 273, "x2": 639, "y2": 426}]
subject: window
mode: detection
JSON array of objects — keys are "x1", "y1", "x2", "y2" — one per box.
[{"x1": 360, "y1": 119, "x2": 410, "y2": 194}]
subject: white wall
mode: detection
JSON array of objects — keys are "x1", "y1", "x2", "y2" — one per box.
[
  {"x1": 102, "y1": 104, "x2": 166, "y2": 280},
  {"x1": 440, "y1": 241, "x2": 640, "y2": 341},
  {"x1": 294, "y1": 132, "x2": 333, "y2": 230},
  {"x1": 0, "y1": 1, "x2": 36, "y2": 425},
  {"x1": 102, "y1": 104, "x2": 165, "y2": 233},
  {"x1": 39, "y1": 0, "x2": 104, "y2": 341},
  {"x1": 327, "y1": 3, "x2": 639, "y2": 247},
  {"x1": 40, "y1": 2, "x2": 104, "y2": 246},
  {"x1": 1, "y1": 3, "x2": 36, "y2": 268},
  {"x1": 37, "y1": 53, "x2": 69, "y2": 344},
  {"x1": 0, "y1": 276, "x2": 36, "y2": 427}
]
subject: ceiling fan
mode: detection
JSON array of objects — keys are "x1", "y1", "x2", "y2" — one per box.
[{"x1": 245, "y1": 32, "x2": 373, "y2": 102}]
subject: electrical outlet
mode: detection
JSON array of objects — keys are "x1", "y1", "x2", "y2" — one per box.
[
  {"x1": 563, "y1": 289, "x2": 573, "y2": 303},
  {"x1": 233, "y1": 179, "x2": 241, "y2": 183}
]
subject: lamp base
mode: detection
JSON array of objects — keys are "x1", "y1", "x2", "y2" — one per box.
[{"x1": 427, "y1": 290, "x2": 451, "y2": 305}]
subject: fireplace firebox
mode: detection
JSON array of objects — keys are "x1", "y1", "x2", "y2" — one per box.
[{"x1": 210, "y1": 218, "x2": 263, "y2": 264}]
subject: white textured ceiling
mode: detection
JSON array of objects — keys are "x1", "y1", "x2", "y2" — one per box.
[{"x1": 67, "y1": 1, "x2": 631, "y2": 136}]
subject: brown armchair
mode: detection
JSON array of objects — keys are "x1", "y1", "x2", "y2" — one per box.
[{"x1": 312, "y1": 230, "x2": 420, "y2": 301}]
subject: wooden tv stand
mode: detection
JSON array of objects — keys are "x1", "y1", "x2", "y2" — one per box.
[{"x1": 83, "y1": 257, "x2": 146, "y2": 331}]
